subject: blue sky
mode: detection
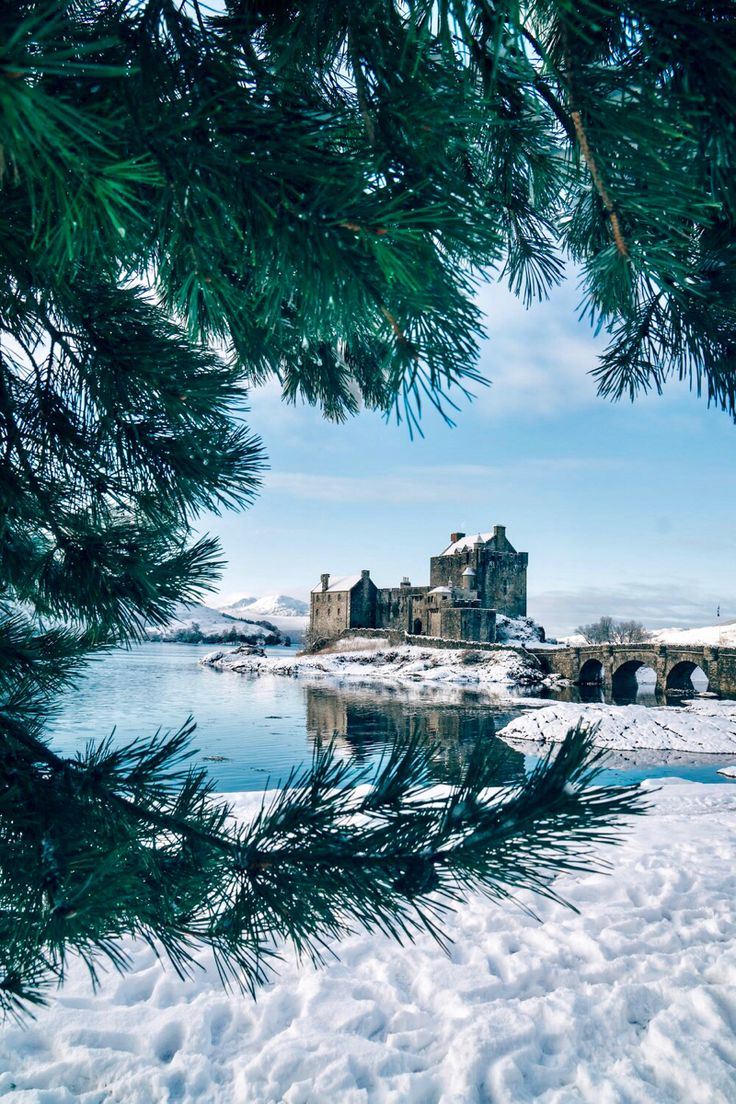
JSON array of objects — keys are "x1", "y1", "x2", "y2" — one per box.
[{"x1": 203, "y1": 278, "x2": 736, "y2": 636}]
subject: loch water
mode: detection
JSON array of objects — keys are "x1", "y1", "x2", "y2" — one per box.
[{"x1": 45, "y1": 643, "x2": 735, "y2": 790}]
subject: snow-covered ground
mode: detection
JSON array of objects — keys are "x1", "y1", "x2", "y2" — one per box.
[
  {"x1": 562, "y1": 620, "x2": 736, "y2": 648},
  {"x1": 144, "y1": 602, "x2": 285, "y2": 645},
  {"x1": 218, "y1": 595, "x2": 309, "y2": 643},
  {"x1": 202, "y1": 639, "x2": 546, "y2": 691},
  {"x1": 2, "y1": 781, "x2": 735, "y2": 1103},
  {"x1": 650, "y1": 621, "x2": 736, "y2": 647},
  {"x1": 495, "y1": 615, "x2": 546, "y2": 644},
  {"x1": 498, "y1": 699, "x2": 736, "y2": 754}
]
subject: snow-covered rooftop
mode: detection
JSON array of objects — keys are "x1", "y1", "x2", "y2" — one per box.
[
  {"x1": 440, "y1": 532, "x2": 490, "y2": 555},
  {"x1": 311, "y1": 574, "x2": 363, "y2": 594},
  {"x1": 440, "y1": 529, "x2": 515, "y2": 555}
]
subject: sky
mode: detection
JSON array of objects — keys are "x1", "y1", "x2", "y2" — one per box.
[{"x1": 201, "y1": 277, "x2": 736, "y2": 637}]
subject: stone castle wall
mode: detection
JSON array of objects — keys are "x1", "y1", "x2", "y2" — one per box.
[
  {"x1": 430, "y1": 550, "x2": 527, "y2": 618},
  {"x1": 310, "y1": 523, "x2": 526, "y2": 645},
  {"x1": 374, "y1": 586, "x2": 429, "y2": 633},
  {"x1": 310, "y1": 590, "x2": 350, "y2": 638}
]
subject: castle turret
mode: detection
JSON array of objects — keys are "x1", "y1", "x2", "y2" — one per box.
[{"x1": 461, "y1": 565, "x2": 476, "y2": 590}]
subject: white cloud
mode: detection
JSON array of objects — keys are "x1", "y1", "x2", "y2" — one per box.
[
  {"x1": 264, "y1": 471, "x2": 448, "y2": 504},
  {"x1": 265, "y1": 455, "x2": 631, "y2": 504},
  {"x1": 471, "y1": 279, "x2": 605, "y2": 418},
  {"x1": 532, "y1": 582, "x2": 732, "y2": 637}
]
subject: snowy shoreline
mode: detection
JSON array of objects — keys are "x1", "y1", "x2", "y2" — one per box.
[
  {"x1": 201, "y1": 638, "x2": 550, "y2": 692},
  {"x1": 2, "y1": 781, "x2": 735, "y2": 1103}
]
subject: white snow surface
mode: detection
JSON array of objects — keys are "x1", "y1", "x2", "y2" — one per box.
[
  {"x1": 310, "y1": 574, "x2": 363, "y2": 594},
  {"x1": 495, "y1": 615, "x2": 546, "y2": 644},
  {"x1": 201, "y1": 641, "x2": 544, "y2": 690},
  {"x1": 651, "y1": 621, "x2": 736, "y2": 647},
  {"x1": 561, "y1": 621, "x2": 736, "y2": 648},
  {"x1": 145, "y1": 603, "x2": 284, "y2": 644},
  {"x1": 498, "y1": 699, "x2": 736, "y2": 754},
  {"x1": 2, "y1": 782, "x2": 736, "y2": 1103}
]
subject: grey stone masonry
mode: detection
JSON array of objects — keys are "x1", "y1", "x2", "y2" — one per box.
[
  {"x1": 430, "y1": 524, "x2": 527, "y2": 618},
  {"x1": 525, "y1": 643, "x2": 736, "y2": 697},
  {"x1": 310, "y1": 522, "x2": 526, "y2": 645}
]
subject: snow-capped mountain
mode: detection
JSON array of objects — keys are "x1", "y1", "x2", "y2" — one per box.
[
  {"x1": 144, "y1": 602, "x2": 286, "y2": 645},
  {"x1": 219, "y1": 594, "x2": 308, "y2": 619},
  {"x1": 218, "y1": 594, "x2": 309, "y2": 643}
]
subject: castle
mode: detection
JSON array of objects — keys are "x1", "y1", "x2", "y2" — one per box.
[{"x1": 309, "y1": 524, "x2": 528, "y2": 645}]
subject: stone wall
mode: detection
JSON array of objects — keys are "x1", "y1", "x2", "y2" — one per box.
[
  {"x1": 430, "y1": 548, "x2": 527, "y2": 618},
  {"x1": 404, "y1": 634, "x2": 519, "y2": 653},
  {"x1": 375, "y1": 586, "x2": 429, "y2": 633},
  {"x1": 349, "y1": 572, "x2": 377, "y2": 629},
  {"x1": 446, "y1": 606, "x2": 496, "y2": 643},
  {"x1": 479, "y1": 552, "x2": 527, "y2": 618},
  {"x1": 310, "y1": 590, "x2": 351, "y2": 639},
  {"x1": 309, "y1": 573, "x2": 378, "y2": 639}
]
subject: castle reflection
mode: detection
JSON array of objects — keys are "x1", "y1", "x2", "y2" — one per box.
[{"x1": 305, "y1": 684, "x2": 527, "y2": 786}]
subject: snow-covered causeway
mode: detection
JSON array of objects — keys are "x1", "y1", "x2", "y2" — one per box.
[{"x1": 2, "y1": 782, "x2": 735, "y2": 1103}]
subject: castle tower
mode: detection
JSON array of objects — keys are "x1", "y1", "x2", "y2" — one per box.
[{"x1": 429, "y1": 524, "x2": 528, "y2": 617}]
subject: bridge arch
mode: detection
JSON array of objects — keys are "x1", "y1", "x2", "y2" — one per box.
[
  {"x1": 611, "y1": 658, "x2": 659, "y2": 702},
  {"x1": 666, "y1": 660, "x2": 708, "y2": 695},
  {"x1": 579, "y1": 658, "x2": 604, "y2": 685}
]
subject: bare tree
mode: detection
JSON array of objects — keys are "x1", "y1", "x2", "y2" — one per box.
[{"x1": 576, "y1": 618, "x2": 651, "y2": 644}]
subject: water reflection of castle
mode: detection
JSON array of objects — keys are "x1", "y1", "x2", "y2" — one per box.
[{"x1": 304, "y1": 685, "x2": 527, "y2": 786}]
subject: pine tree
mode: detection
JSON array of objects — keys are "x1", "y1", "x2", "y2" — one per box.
[{"x1": 2, "y1": 0, "x2": 733, "y2": 1017}]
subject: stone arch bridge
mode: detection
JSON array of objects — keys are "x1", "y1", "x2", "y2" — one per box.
[{"x1": 526, "y1": 643, "x2": 736, "y2": 698}]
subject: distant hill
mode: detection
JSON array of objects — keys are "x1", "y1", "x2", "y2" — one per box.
[
  {"x1": 144, "y1": 602, "x2": 286, "y2": 645},
  {"x1": 218, "y1": 594, "x2": 309, "y2": 643},
  {"x1": 219, "y1": 594, "x2": 308, "y2": 619},
  {"x1": 650, "y1": 622, "x2": 736, "y2": 647},
  {"x1": 562, "y1": 621, "x2": 736, "y2": 648}
]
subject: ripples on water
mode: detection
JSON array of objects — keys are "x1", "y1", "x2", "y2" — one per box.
[{"x1": 45, "y1": 644, "x2": 735, "y2": 791}]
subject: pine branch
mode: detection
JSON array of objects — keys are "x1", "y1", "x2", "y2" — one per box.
[{"x1": 0, "y1": 717, "x2": 645, "y2": 1019}]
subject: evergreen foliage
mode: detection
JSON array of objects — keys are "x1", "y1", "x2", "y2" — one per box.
[
  {"x1": 0, "y1": 720, "x2": 643, "y2": 1020},
  {"x1": 2, "y1": 0, "x2": 732, "y2": 1015}
]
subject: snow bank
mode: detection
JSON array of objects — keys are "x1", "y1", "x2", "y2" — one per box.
[
  {"x1": 2, "y1": 783, "x2": 736, "y2": 1103},
  {"x1": 201, "y1": 642, "x2": 544, "y2": 691},
  {"x1": 145, "y1": 602, "x2": 285, "y2": 646},
  {"x1": 498, "y1": 699, "x2": 736, "y2": 754},
  {"x1": 651, "y1": 621, "x2": 736, "y2": 647},
  {"x1": 495, "y1": 615, "x2": 545, "y2": 644},
  {"x1": 562, "y1": 621, "x2": 736, "y2": 648}
]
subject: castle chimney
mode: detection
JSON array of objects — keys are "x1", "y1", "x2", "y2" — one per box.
[
  {"x1": 400, "y1": 576, "x2": 411, "y2": 588},
  {"x1": 492, "y1": 525, "x2": 506, "y2": 544},
  {"x1": 320, "y1": 573, "x2": 330, "y2": 592},
  {"x1": 450, "y1": 531, "x2": 465, "y2": 544},
  {"x1": 361, "y1": 569, "x2": 370, "y2": 582}
]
